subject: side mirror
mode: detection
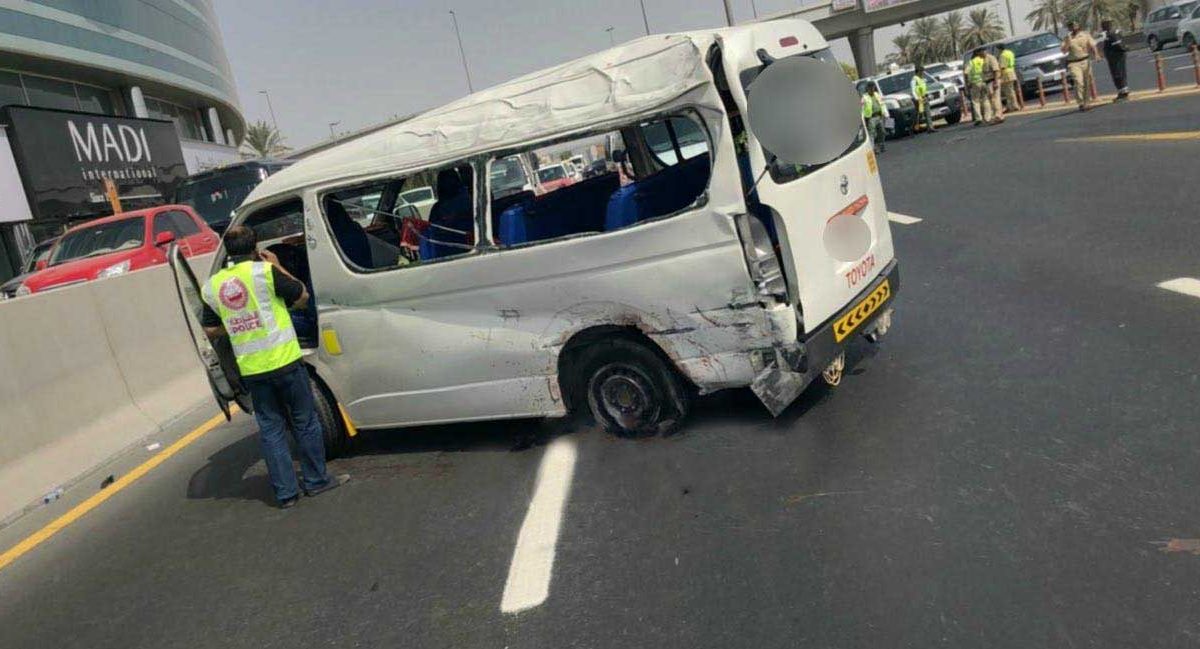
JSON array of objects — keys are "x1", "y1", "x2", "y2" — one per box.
[
  {"x1": 611, "y1": 149, "x2": 627, "y2": 163},
  {"x1": 746, "y1": 56, "x2": 862, "y2": 167},
  {"x1": 155, "y1": 231, "x2": 176, "y2": 247},
  {"x1": 34, "y1": 260, "x2": 48, "y2": 271}
]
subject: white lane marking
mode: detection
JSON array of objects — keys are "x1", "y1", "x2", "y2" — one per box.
[
  {"x1": 500, "y1": 436, "x2": 578, "y2": 614},
  {"x1": 1158, "y1": 277, "x2": 1200, "y2": 298},
  {"x1": 888, "y1": 212, "x2": 923, "y2": 225}
]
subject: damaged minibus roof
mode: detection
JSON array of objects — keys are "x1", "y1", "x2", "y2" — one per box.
[{"x1": 244, "y1": 20, "x2": 823, "y2": 206}]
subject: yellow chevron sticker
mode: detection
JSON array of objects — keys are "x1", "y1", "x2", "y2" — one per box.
[{"x1": 833, "y1": 279, "x2": 891, "y2": 342}]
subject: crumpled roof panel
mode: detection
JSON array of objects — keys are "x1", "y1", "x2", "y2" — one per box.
[{"x1": 246, "y1": 32, "x2": 720, "y2": 204}]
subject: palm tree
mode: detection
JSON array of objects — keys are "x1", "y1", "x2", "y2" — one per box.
[
  {"x1": 962, "y1": 7, "x2": 1007, "y2": 50},
  {"x1": 909, "y1": 17, "x2": 943, "y2": 64},
  {"x1": 1026, "y1": 0, "x2": 1065, "y2": 34},
  {"x1": 939, "y1": 11, "x2": 966, "y2": 59},
  {"x1": 241, "y1": 120, "x2": 287, "y2": 158},
  {"x1": 891, "y1": 33, "x2": 914, "y2": 65},
  {"x1": 1067, "y1": 0, "x2": 1118, "y2": 30}
]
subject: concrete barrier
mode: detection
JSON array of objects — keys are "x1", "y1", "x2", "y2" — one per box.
[{"x1": 0, "y1": 254, "x2": 215, "y2": 524}]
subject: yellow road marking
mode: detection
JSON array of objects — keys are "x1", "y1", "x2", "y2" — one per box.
[
  {"x1": 0, "y1": 412, "x2": 228, "y2": 573},
  {"x1": 1057, "y1": 131, "x2": 1200, "y2": 143}
]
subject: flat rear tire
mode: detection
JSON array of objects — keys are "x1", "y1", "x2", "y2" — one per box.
[{"x1": 569, "y1": 339, "x2": 691, "y2": 437}]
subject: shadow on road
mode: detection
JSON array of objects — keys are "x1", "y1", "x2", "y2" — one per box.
[{"x1": 185, "y1": 339, "x2": 882, "y2": 503}]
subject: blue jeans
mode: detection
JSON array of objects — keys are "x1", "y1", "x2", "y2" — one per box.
[{"x1": 244, "y1": 364, "x2": 331, "y2": 502}]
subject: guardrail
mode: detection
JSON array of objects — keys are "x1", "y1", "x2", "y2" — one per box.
[{"x1": 0, "y1": 255, "x2": 214, "y2": 524}]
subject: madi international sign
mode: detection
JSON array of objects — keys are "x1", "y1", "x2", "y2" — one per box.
[
  {"x1": 864, "y1": 0, "x2": 920, "y2": 11},
  {"x1": 831, "y1": 0, "x2": 858, "y2": 12},
  {"x1": 3, "y1": 106, "x2": 187, "y2": 222}
]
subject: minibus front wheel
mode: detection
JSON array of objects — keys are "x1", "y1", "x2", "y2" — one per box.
[{"x1": 570, "y1": 338, "x2": 691, "y2": 437}]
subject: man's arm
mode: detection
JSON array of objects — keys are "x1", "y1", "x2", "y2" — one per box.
[
  {"x1": 270, "y1": 264, "x2": 309, "y2": 309},
  {"x1": 201, "y1": 304, "x2": 225, "y2": 339},
  {"x1": 258, "y1": 249, "x2": 309, "y2": 309}
]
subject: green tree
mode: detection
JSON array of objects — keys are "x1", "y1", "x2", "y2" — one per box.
[
  {"x1": 241, "y1": 120, "x2": 287, "y2": 158},
  {"x1": 1066, "y1": 0, "x2": 1120, "y2": 30},
  {"x1": 840, "y1": 61, "x2": 859, "y2": 80},
  {"x1": 891, "y1": 33, "x2": 914, "y2": 65},
  {"x1": 939, "y1": 11, "x2": 966, "y2": 59},
  {"x1": 961, "y1": 7, "x2": 1007, "y2": 50},
  {"x1": 1026, "y1": 0, "x2": 1065, "y2": 35},
  {"x1": 909, "y1": 17, "x2": 944, "y2": 64}
]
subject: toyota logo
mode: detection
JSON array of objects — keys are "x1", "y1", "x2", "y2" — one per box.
[{"x1": 839, "y1": 175, "x2": 849, "y2": 195}]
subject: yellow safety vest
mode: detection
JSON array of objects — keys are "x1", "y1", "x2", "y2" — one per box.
[
  {"x1": 1000, "y1": 49, "x2": 1016, "y2": 69},
  {"x1": 203, "y1": 260, "x2": 302, "y2": 377},
  {"x1": 911, "y1": 75, "x2": 927, "y2": 99},
  {"x1": 862, "y1": 93, "x2": 882, "y2": 118},
  {"x1": 968, "y1": 57, "x2": 986, "y2": 84}
]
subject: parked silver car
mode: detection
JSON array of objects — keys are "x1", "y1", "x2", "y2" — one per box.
[
  {"x1": 1179, "y1": 3, "x2": 1200, "y2": 50},
  {"x1": 1145, "y1": 0, "x2": 1200, "y2": 50},
  {"x1": 968, "y1": 32, "x2": 1067, "y2": 97}
]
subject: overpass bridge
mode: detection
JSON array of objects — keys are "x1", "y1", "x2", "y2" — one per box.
[{"x1": 755, "y1": 0, "x2": 998, "y2": 77}]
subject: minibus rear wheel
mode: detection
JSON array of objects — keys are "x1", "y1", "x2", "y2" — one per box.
[{"x1": 572, "y1": 339, "x2": 691, "y2": 437}]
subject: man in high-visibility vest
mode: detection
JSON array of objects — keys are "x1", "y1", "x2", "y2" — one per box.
[
  {"x1": 910, "y1": 64, "x2": 935, "y2": 133},
  {"x1": 966, "y1": 48, "x2": 999, "y2": 125},
  {"x1": 860, "y1": 81, "x2": 888, "y2": 153},
  {"x1": 997, "y1": 44, "x2": 1020, "y2": 112},
  {"x1": 200, "y1": 226, "x2": 348, "y2": 509}
]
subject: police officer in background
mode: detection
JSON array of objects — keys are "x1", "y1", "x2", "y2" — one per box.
[
  {"x1": 1062, "y1": 20, "x2": 1099, "y2": 111},
  {"x1": 1101, "y1": 19, "x2": 1130, "y2": 101},
  {"x1": 861, "y1": 81, "x2": 888, "y2": 153},
  {"x1": 910, "y1": 64, "x2": 935, "y2": 133},
  {"x1": 997, "y1": 43, "x2": 1020, "y2": 112},
  {"x1": 966, "y1": 48, "x2": 1000, "y2": 125},
  {"x1": 201, "y1": 226, "x2": 349, "y2": 509}
]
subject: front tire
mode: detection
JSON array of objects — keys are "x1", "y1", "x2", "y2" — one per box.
[
  {"x1": 570, "y1": 339, "x2": 691, "y2": 437},
  {"x1": 1149, "y1": 35, "x2": 1160, "y2": 51},
  {"x1": 309, "y1": 374, "x2": 350, "y2": 458},
  {"x1": 1184, "y1": 33, "x2": 1196, "y2": 50},
  {"x1": 945, "y1": 110, "x2": 962, "y2": 125}
]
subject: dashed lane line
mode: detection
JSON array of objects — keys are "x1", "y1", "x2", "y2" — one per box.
[
  {"x1": 888, "y1": 212, "x2": 923, "y2": 225},
  {"x1": 500, "y1": 435, "x2": 578, "y2": 614},
  {"x1": 1158, "y1": 277, "x2": 1200, "y2": 299}
]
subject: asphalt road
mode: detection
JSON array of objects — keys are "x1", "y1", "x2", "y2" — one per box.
[{"x1": 2, "y1": 92, "x2": 1199, "y2": 649}]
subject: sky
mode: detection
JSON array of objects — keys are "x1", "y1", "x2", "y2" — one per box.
[{"x1": 212, "y1": 0, "x2": 1041, "y2": 150}]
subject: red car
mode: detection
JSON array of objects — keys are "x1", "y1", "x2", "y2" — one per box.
[{"x1": 16, "y1": 205, "x2": 218, "y2": 295}]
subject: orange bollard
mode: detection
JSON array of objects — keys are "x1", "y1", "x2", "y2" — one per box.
[
  {"x1": 1088, "y1": 69, "x2": 1098, "y2": 101},
  {"x1": 1016, "y1": 81, "x2": 1025, "y2": 110},
  {"x1": 1037, "y1": 76, "x2": 1047, "y2": 107},
  {"x1": 1192, "y1": 44, "x2": 1200, "y2": 87},
  {"x1": 1063, "y1": 72, "x2": 1073, "y2": 104},
  {"x1": 1155, "y1": 54, "x2": 1166, "y2": 92}
]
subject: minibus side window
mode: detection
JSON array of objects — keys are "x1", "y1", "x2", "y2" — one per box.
[
  {"x1": 486, "y1": 113, "x2": 712, "y2": 248},
  {"x1": 318, "y1": 163, "x2": 478, "y2": 272}
]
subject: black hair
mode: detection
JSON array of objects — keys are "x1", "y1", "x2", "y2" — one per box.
[
  {"x1": 223, "y1": 225, "x2": 257, "y2": 258},
  {"x1": 973, "y1": 47, "x2": 985, "y2": 56}
]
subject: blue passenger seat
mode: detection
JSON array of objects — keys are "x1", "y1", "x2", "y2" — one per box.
[
  {"x1": 604, "y1": 153, "x2": 711, "y2": 231},
  {"x1": 496, "y1": 173, "x2": 619, "y2": 246}
]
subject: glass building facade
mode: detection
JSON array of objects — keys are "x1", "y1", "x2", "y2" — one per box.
[{"x1": 0, "y1": 0, "x2": 245, "y2": 284}]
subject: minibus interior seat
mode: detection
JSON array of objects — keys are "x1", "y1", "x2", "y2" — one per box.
[
  {"x1": 424, "y1": 169, "x2": 475, "y2": 259},
  {"x1": 496, "y1": 173, "x2": 618, "y2": 245},
  {"x1": 604, "y1": 153, "x2": 711, "y2": 231},
  {"x1": 326, "y1": 201, "x2": 375, "y2": 267},
  {"x1": 326, "y1": 200, "x2": 402, "y2": 269}
]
